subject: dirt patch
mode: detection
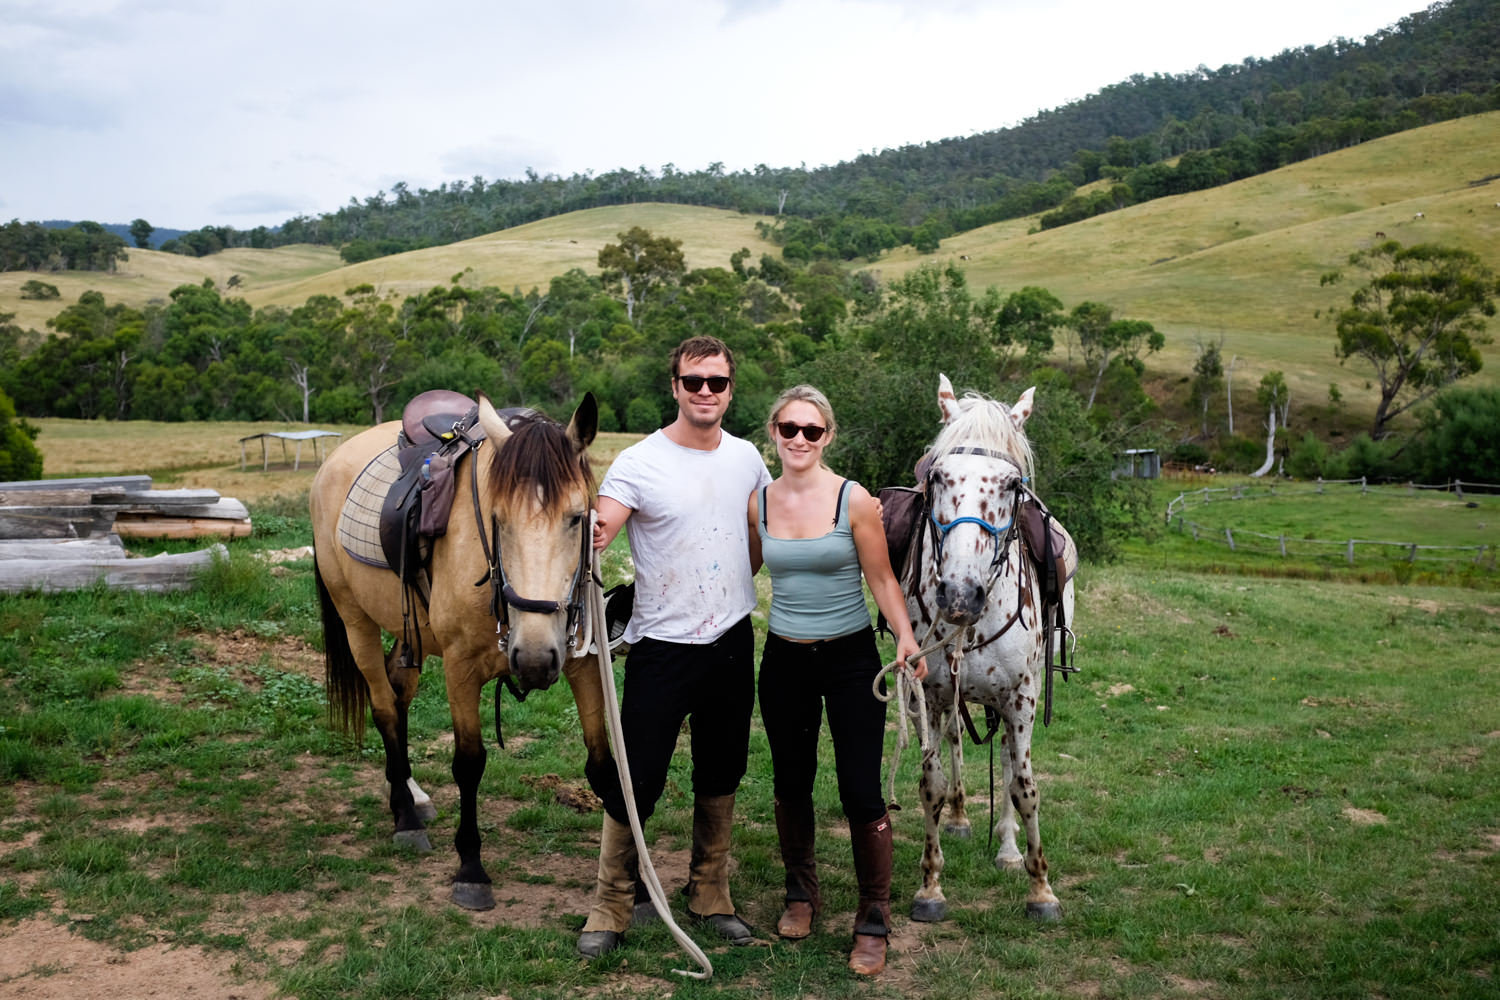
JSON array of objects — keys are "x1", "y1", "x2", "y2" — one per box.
[
  {"x1": 1342, "y1": 806, "x2": 1388, "y2": 826},
  {"x1": 0, "y1": 914, "x2": 274, "y2": 1000}
]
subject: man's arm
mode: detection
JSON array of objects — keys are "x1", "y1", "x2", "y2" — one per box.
[{"x1": 593, "y1": 495, "x2": 633, "y2": 551}]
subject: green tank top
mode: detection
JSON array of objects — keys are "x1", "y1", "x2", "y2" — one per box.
[{"x1": 759, "y1": 480, "x2": 870, "y2": 640}]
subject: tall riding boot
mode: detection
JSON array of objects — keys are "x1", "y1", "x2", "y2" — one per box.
[
  {"x1": 578, "y1": 814, "x2": 637, "y2": 957},
  {"x1": 684, "y1": 793, "x2": 754, "y2": 945},
  {"x1": 775, "y1": 797, "x2": 820, "y2": 940},
  {"x1": 848, "y1": 813, "x2": 894, "y2": 975}
]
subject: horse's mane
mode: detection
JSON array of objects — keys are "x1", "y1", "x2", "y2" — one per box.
[
  {"x1": 486, "y1": 415, "x2": 595, "y2": 516},
  {"x1": 927, "y1": 392, "x2": 1034, "y2": 479}
]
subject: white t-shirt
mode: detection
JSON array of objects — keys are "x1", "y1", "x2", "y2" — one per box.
[{"x1": 600, "y1": 428, "x2": 772, "y2": 644}]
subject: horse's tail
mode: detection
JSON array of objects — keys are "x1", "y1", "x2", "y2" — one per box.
[{"x1": 315, "y1": 555, "x2": 368, "y2": 741}]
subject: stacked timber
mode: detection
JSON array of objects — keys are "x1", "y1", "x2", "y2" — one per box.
[{"x1": 0, "y1": 475, "x2": 249, "y2": 593}]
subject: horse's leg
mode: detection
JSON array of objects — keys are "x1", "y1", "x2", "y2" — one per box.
[
  {"x1": 1005, "y1": 705, "x2": 1060, "y2": 921},
  {"x1": 911, "y1": 706, "x2": 952, "y2": 923},
  {"x1": 561, "y1": 653, "x2": 614, "y2": 803},
  {"x1": 447, "y1": 667, "x2": 494, "y2": 910},
  {"x1": 992, "y1": 732, "x2": 1024, "y2": 871},
  {"x1": 350, "y1": 623, "x2": 430, "y2": 852},
  {"x1": 384, "y1": 641, "x2": 436, "y2": 822}
]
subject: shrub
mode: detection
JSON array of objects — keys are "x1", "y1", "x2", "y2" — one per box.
[
  {"x1": 624, "y1": 397, "x2": 661, "y2": 433},
  {"x1": 0, "y1": 386, "x2": 42, "y2": 480},
  {"x1": 1412, "y1": 386, "x2": 1500, "y2": 483}
]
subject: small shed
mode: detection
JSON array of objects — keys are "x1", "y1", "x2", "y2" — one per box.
[
  {"x1": 1114, "y1": 448, "x2": 1160, "y2": 479},
  {"x1": 239, "y1": 430, "x2": 343, "y2": 471}
]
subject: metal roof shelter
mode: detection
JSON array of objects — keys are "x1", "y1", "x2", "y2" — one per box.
[{"x1": 239, "y1": 430, "x2": 343, "y2": 471}]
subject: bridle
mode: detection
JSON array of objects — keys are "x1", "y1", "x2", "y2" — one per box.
[
  {"x1": 924, "y1": 446, "x2": 1029, "y2": 602},
  {"x1": 459, "y1": 426, "x2": 593, "y2": 656}
]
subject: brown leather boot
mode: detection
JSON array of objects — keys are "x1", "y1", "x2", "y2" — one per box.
[
  {"x1": 775, "y1": 797, "x2": 820, "y2": 940},
  {"x1": 579, "y1": 814, "x2": 638, "y2": 957},
  {"x1": 848, "y1": 813, "x2": 893, "y2": 975},
  {"x1": 684, "y1": 793, "x2": 754, "y2": 945}
]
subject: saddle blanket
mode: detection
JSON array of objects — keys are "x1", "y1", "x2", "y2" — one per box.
[{"x1": 337, "y1": 443, "x2": 403, "y2": 568}]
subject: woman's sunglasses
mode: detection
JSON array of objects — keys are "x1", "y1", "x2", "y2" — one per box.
[
  {"x1": 677, "y1": 374, "x2": 732, "y2": 394},
  {"x1": 775, "y1": 421, "x2": 827, "y2": 442}
]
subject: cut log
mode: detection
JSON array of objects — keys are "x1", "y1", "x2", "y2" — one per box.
[
  {"x1": 116, "y1": 488, "x2": 225, "y2": 509},
  {"x1": 113, "y1": 515, "x2": 253, "y2": 539},
  {"x1": 0, "y1": 506, "x2": 118, "y2": 540},
  {"x1": 0, "y1": 475, "x2": 152, "y2": 493},
  {"x1": 0, "y1": 488, "x2": 131, "y2": 507},
  {"x1": 0, "y1": 536, "x2": 128, "y2": 561},
  {"x1": 0, "y1": 545, "x2": 228, "y2": 594}
]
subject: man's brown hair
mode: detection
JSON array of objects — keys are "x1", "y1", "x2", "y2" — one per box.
[{"x1": 670, "y1": 336, "x2": 736, "y2": 382}]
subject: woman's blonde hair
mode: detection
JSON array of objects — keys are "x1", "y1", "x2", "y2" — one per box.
[{"x1": 767, "y1": 384, "x2": 837, "y2": 454}]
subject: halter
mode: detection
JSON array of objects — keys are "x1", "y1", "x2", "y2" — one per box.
[{"x1": 925, "y1": 446, "x2": 1028, "y2": 596}]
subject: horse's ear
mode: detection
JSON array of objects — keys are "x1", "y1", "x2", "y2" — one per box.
[
  {"x1": 568, "y1": 392, "x2": 598, "y2": 452},
  {"x1": 938, "y1": 373, "x2": 961, "y2": 424},
  {"x1": 1010, "y1": 387, "x2": 1036, "y2": 428},
  {"x1": 476, "y1": 392, "x2": 512, "y2": 446}
]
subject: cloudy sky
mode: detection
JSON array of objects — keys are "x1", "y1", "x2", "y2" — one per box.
[{"x1": 1, "y1": 0, "x2": 1426, "y2": 231}]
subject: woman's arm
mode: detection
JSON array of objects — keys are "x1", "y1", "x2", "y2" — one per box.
[
  {"x1": 849, "y1": 485, "x2": 927, "y2": 679},
  {"x1": 747, "y1": 490, "x2": 763, "y2": 576}
]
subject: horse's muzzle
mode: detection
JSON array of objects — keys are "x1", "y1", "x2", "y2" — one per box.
[
  {"x1": 935, "y1": 577, "x2": 987, "y2": 625},
  {"x1": 507, "y1": 642, "x2": 561, "y2": 692}
]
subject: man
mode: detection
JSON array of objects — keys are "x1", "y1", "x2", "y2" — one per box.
[{"x1": 578, "y1": 335, "x2": 772, "y2": 958}]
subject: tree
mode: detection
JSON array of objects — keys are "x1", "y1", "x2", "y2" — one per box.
[
  {"x1": 1250, "y1": 370, "x2": 1289, "y2": 478},
  {"x1": 597, "y1": 227, "x2": 685, "y2": 324},
  {"x1": 0, "y1": 385, "x2": 42, "y2": 480},
  {"x1": 1323, "y1": 240, "x2": 1497, "y2": 438},
  {"x1": 129, "y1": 218, "x2": 154, "y2": 249},
  {"x1": 994, "y1": 285, "x2": 1065, "y2": 377},
  {"x1": 1189, "y1": 337, "x2": 1224, "y2": 435},
  {"x1": 1069, "y1": 301, "x2": 1164, "y2": 409}
]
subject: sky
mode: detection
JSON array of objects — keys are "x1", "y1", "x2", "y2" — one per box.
[{"x1": 0, "y1": 0, "x2": 1429, "y2": 232}]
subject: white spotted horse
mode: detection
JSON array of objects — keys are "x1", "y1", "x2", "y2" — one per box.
[
  {"x1": 902, "y1": 374, "x2": 1077, "y2": 924},
  {"x1": 312, "y1": 391, "x2": 613, "y2": 911}
]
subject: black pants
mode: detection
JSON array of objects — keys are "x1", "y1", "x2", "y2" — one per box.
[
  {"x1": 758, "y1": 626, "x2": 888, "y2": 825},
  {"x1": 595, "y1": 615, "x2": 755, "y2": 825}
]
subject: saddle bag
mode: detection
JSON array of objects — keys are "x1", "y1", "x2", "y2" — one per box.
[{"x1": 877, "y1": 486, "x2": 925, "y2": 577}]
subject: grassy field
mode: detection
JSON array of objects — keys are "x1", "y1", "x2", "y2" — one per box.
[{"x1": 1, "y1": 429, "x2": 1498, "y2": 998}]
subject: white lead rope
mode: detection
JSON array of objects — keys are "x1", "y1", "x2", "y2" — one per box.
[
  {"x1": 873, "y1": 617, "x2": 970, "y2": 809},
  {"x1": 586, "y1": 514, "x2": 713, "y2": 980}
]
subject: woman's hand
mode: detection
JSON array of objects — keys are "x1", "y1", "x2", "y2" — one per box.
[{"x1": 897, "y1": 635, "x2": 928, "y2": 681}]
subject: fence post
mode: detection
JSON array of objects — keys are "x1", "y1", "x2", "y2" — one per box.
[
  {"x1": 1408, "y1": 543, "x2": 1418, "y2": 563},
  {"x1": 1226, "y1": 528, "x2": 1235, "y2": 552},
  {"x1": 1317, "y1": 477, "x2": 1324, "y2": 494},
  {"x1": 1361, "y1": 476, "x2": 1368, "y2": 494},
  {"x1": 1347, "y1": 539, "x2": 1355, "y2": 564},
  {"x1": 1279, "y1": 535, "x2": 1287, "y2": 557},
  {"x1": 1455, "y1": 480, "x2": 1464, "y2": 499}
]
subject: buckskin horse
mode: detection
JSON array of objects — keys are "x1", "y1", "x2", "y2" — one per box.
[
  {"x1": 903, "y1": 375, "x2": 1076, "y2": 924},
  {"x1": 311, "y1": 392, "x2": 610, "y2": 911}
]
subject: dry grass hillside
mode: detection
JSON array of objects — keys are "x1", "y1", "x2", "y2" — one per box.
[
  {"x1": 4, "y1": 113, "x2": 1498, "y2": 409},
  {"x1": 873, "y1": 111, "x2": 1500, "y2": 403}
]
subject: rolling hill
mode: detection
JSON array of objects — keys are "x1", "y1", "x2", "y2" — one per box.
[{"x1": 3, "y1": 113, "x2": 1497, "y2": 412}]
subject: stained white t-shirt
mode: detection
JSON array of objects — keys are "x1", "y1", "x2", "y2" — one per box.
[{"x1": 600, "y1": 428, "x2": 772, "y2": 644}]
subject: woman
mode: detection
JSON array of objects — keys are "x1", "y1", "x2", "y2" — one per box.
[{"x1": 748, "y1": 385, "x2": 928, "y2": 976}]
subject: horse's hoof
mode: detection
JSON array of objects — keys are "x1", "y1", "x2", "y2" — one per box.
[
  {"x1": 1026, "y1": 900, "x2": 1063, "y2": 922},
  {"x1": 943, "y1": 822, "x2": 972, "y2": 839},
  {"x1": 578, "y1": 929, "x2": 624, "y2": 958},
  {"x1": 910, "y1": 898, "x2": 948, "y2": 922},
  {"x1": 632, "y1": 900, "x2": 659, "y2": 926},
  {"x1": 415, "y1": 800, "x2": 438, "y2": 822},
  {"x1": 392, "y1": 829, "x2": 432, "y2": 854},
  {"x1": 452, "y1": 881, "x2": 496, "y2": 911},
  {"x1": 995, "y1": 854, "x2": 1026, "y2": 872}
]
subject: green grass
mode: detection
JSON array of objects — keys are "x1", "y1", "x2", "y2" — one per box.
[{"x1": 2, "y1": 481, "x2": 1498, "y2": 998}]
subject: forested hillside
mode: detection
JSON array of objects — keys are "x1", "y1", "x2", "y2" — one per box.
[{"x1": 254, "y1": 0, "x2": 1498, "y2": 261}]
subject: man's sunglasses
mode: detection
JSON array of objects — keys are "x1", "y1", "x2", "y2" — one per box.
[
  {"x1": 775, "y1": 421, "x2": 827, "y2": 443},
  {"x1": 676, "y1": 374, "x2": 732, "y2": 394}
]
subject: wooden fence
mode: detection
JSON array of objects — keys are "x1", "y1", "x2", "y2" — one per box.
[{"x1": 1164, "y1": 478, "x2": 1497, "y2": 567}]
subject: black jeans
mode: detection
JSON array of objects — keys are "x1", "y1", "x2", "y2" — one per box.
[
  {"x1": 758, "y1": 626, "x2": 888, "y2": 825},
  {"x1": 595, "y1": 615, "x2": 755, "y2": 825}
]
